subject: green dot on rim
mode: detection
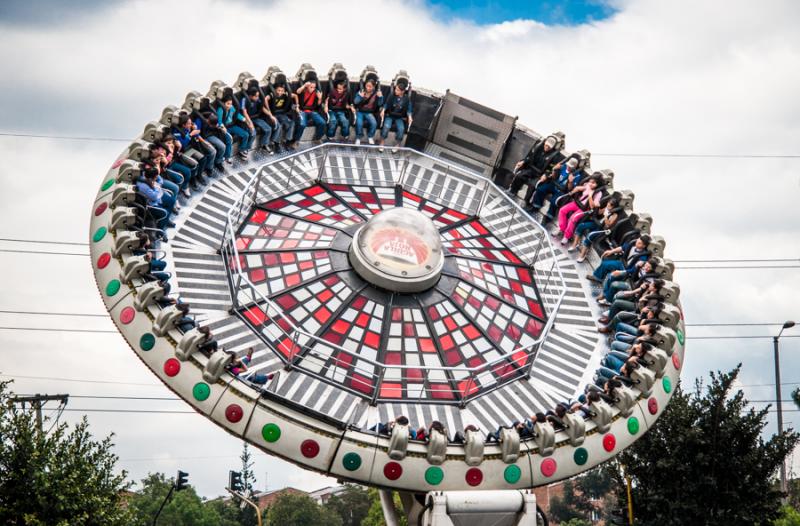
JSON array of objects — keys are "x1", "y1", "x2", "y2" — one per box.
[
  {"x1": 677, "y1": 329, "x2": 685, "y2": 345},
  {"x1": 663, "y1": 376, "x2": 672, "y2": 393},
  {"x1": 93, "y1": 227, "x2": 107, "y2": 242},
  {"x1": 425, "y1": 466, "x2": 444, "y2": 485},
  {"x1": 105, "y1": 279, "x2": 121, "y2": 296},
  {"x1": 262, "y1": 423, "x2": 281, "y2": 443},
  {"x1": 101, "y1": 179, "x2": 115, "y2": 191},
  {"x1": 342, "y1": 452, "x2": 362, "y2": 472},
  {"x1": 504, "y1": 465, "x2": 521, "y2": 484},
  {"x1": 574, "y1": 447, "x2": 589, "y2": 465},
  {"x1": 627, "y1": 417, "x2": 640, "y2": 435},
  {"x1": 139, "y1": 333, "x2": 156, "y2": 351},
  {"x1": 193, "y1": 382, "x2": 211, "y2": 401}
]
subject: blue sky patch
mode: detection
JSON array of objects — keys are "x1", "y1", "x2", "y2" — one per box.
[{"x1": 427, "y1": 0, "x2": 617, "y2": 26}]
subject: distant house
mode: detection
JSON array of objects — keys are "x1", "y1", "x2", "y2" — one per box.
[
  {"x1": 251, "y1": 487, "x2": 308, "y2": 511},
  {"x1": 308, "y1": 485, "x2": 347, "y2": 504}
]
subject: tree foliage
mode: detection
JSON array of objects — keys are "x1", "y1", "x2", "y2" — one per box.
[
  {"x1": 774, "y1": 506, "x2": 800, "y2": 526},
  {"x1": 548, "y1": 468, "x2": 613, "y2": 524},
  {"x1": 126, "y1": 472, "x2": 236, "y2": 526},
  {"x1": 266, "y1": 492, "x2": 342, "y2": 526},
  {"x1": 0, "y1": 380, "x2": 133, "y2": 526},
  {"x1": 323, "y1": 484, "x2": 372, "y2": 526},
  {"x1": 361, "y1": 488, "x2": 408, "y2": 526},
  {"x1": 233, "y1": 443, "x2": 260, "y2": 526},
  {"x1": 613, "y1": 366, "x2": 800, "y2": 526}
]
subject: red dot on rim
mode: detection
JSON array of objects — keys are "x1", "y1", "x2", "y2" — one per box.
[
  {"x1": 163, "y1": 358, "x2": 180, "y2": 377},
  {"x1": 112, "y1": 158, "x2": 124, "y2": 169},
  {"x1": 603, "y1": 433, "x2": 616, "y2": 452},
  {"x1": 119, "y1": 307, "x2": 135, "y2": 325},
  {"x1": 672, "y1": 353, "x2": 681, "y2": 369},
  {"x1": 648, "y1": 397, "x2": 659, "y2": 415},
  {"x1": 383, "y1": 462, "x2": 403, "y2": 481},
  {"x1": 94, "y1": 202, "x2": 108, "y2": 216},
  {"x1": 97, "y1": 253, "x2": 111, "y2": 269},
  {"x1": 225, "y1": 404, "x2": 243, "y2": 423},
  {"x1": 300, "y1": 439, "x2": 320, "y2": 458},
  {"x1": 465, "y1": 467, "x2": 483, "y2": 486},
  {"x1": 540, "y1": 458, "x2": 557, "y2": 477}
]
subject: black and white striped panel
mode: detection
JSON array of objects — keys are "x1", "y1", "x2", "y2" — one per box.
[
  {"x1": 171, "y1": 248, "x2": 231, "y2": 314},
  {"x1": 321, "y1": 148, "x2": 400, "y2": 187},
  {"x1": 402, "y1": 159, "x2": 486, "y2": 216}
]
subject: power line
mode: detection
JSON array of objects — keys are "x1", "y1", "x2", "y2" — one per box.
[
  {"x1": 687, "y1": 335, "x2": 800, "y2": 340},
  {"x1": 0, "y1": 327, "x2": 115, "y2": 334},
  {"x1": 676, "y1": 265, "x2": 800, "y2": 270},
  {"x1": 0, "y1": 373, "x2": 160, "y2": 387},
  {"x1": 0, "y1": 249, "x2": 89, "y2": 257},
  {"x1": 0, "y1": 132, "x2": 130, "y2": 143},
  {"x1": 0, "y1": 238, "x2": 89, "y2": 246},
  {"x1": 673, "y1": 258, "x2": 800, "y2": 263},
  {"x1": 0, "y1": 310, "x2": 107, "y2": 318},
  {"x1": 686, "y1": 322, "x2": 787, "y2": 327},
  {"x1": 17, "y1": 394, "x2": 181, "y2": 401},
  {"x1": 62, "y1": 408, "x2": 196, "y2": 414}
]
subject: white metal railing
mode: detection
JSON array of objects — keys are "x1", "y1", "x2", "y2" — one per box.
[{"x1": 219, "y1": 143, "x2": 567, "y2": 405}]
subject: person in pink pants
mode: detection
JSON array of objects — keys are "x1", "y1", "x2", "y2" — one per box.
[{"x1": 558, "y1": 176, "x2": 602, "y2": 244}]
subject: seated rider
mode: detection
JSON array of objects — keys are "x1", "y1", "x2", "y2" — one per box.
[
  {"x1": 294, "y1": 80, "x2": 326, "y2": 143},
  {"x1": 508, "y1": 136, "x2": 557, "y2": 202},
  {"x1": 325, "y1": 80, "x2": 353, "y2": 141},
  {"x1": 378, "y1": 82, "x2": 413, "y2": 153},
  {"x1": 529, "y1": 156, "x2": 582, "y2": 223},
  {"x1": 136, "y1": 167, "x2": 177, "y2": 230},
  {"x1": 264, "y1": 84, "x2": 297, "y2": 152},
  {"x1": 216, "y1": 95, "x2": 253, "y2": 160},
  {"x1": 353, "y1": 79, "x2": 384, "y2": 145},
  {"x1": 240, "y1": 87, "x2": 274, "y2": 153}
]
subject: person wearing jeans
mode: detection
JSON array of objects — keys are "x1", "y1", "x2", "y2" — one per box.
[
  {"x1": 240, "y1": 87, "x2": 273, "y2": 151},
  {"x1": 353, "y1": 79, "x2": 383, "y2": 144},
  {"x1": 325, "y1": 80, "x2": 352, "y2": 140},
  {"x1": 379, "y1": 84, "x2": 413, "y2": 150},
  {"x1": 217, "y1": 94, "x2": 253, "y2": 158},
  {"x1": 294, "y1": 81, "x2": 326, "y2": 142}
]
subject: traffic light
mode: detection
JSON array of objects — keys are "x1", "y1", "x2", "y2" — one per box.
[
  {"x1": 229, "y1": 470, "x2": 243, "y2": 493},
  {"x1": 176, "y1": 470, "x2": 189, "y2": 491}
]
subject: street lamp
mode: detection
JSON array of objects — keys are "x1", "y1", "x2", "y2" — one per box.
[{"x1": 774, "y1": 320, "x2": 796, "y2": 498}]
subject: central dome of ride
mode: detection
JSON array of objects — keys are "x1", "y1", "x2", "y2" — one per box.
[{"x1": 349, "y1": 207, "x2": 444, "y2": 293}]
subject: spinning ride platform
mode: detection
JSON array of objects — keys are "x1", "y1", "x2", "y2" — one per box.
[{"x1": 89, "y1": 80, "x2": 686, "y2": 494}]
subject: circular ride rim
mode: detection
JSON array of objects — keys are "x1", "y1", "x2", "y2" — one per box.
[{"x1": 89, "y1": 84, "x2": 686, "y2": 493}]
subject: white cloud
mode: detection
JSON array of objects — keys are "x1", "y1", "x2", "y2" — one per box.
[{"x1": 1, "y1": 0, "x2": 800, "y2": 497}]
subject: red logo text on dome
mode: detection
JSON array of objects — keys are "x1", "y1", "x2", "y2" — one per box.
[{"x1": 370, "y1": 228, "x2": 430, "y2": 267}]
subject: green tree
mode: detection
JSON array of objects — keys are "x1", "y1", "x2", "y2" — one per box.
[
  {"x1": 323, "y1": 484, "x2": 371, "y2": 526},
  {"x1": 560, "y1": 519, "x2": 592, "y2": 526},
  {"x1": 0, "y1": 380, "x2": 132, "y2": 526},
  {"x1": 361, "y1": 488, "x2": 407, "y2": 526},
  {"x1": 266, "y1": 492, "x2": 342, "y2": 526},
  {"x1": 792, "y1": 387, "x2": 800, "y2": 410},
  {"x1": 126, "y1": 472, "x2": 228, "y2": 526},
  {"x1": 548, "y1": 468, "x2": 613, "y2": 524},
  {"x1": 233, "y1": 442, "x2": 260, "y2": 526},
  {"x1": 774, "y1": 506, "x2": 800, "y2": 526},
  {"x1": 613, "y1": 366, "x2": 800, "y2": 526}
]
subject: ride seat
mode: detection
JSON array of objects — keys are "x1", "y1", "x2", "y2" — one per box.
[
  {"x1": 109, "y1": 207, "x2": 138, "y2": 232},
  {"x1": 176, "y1": 327, "x2": 205, "y2": 361},
  {"x1": 656, "y1": 304, "x2": 681, "y2": 329},
  {"x1": 203, "y1": 351, "x2": 231, "y2": 383},
  {"x1": 427, "y1": 428, "x2": 448, "y2": 465},
  {"x1": 631, "y1": 366, "x2": 656, "y2": 396},
  {"x1": 650, "y1": 256, "x2": 675, "y2": 280},
  {"x1": 117, "y1": 160, "x2": 142, "y2": 184},
  {"x1": 657, "y1": 281, "x2": 681, "y2": 304},
  {"x1": 498, "y1": 427, "x2": 520, "y2": 463},
  {"x1": 120, "y1": 255, "x2": 149, "y2": 283},
  {"x1": 647, "y1": 235, "x2": 666, "y2": 258},
  {"x1": 153, "y1": 304, "x2": 183, "y2": 336},
  {"x1": 133, "y1": 281, "x2": 164, "y2": 312},
  {"x1": 388, "y1": 424, "x2": 410, "y2": 460},
  {"x1": 651, "y1": 325, "x2": 677, "y2": 355},
  {"x1": 590, "y1": 399, "x2": 613, "y2": 433},
  {"x1": 562, "y1": 412, "x2": 586, "y2": 446},
  {"x1": 159, "y1": 105, "x2": 178, "y2": 126},
  {"x1": 112, "y1": 230, "x2": 143, "y2": 257},
  {"x1": 112, "y1": 184, "x2": 137, "y2": 208},
  {"x1": 614, "y1": 385, "x2": 638, "y2": 417},
  {"x1": 533, "y1": 421, "x2": 555, "y2": 456},
  {"x1": 644, "y1": 348, "x2": 669, "y2": 377},
  {"x1": 463, "y1": 429, "x2": 484, "y2": 466}
]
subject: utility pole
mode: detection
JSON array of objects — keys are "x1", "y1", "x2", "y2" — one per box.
[{"x1": 11, "y1": 394, "x2": 69, "y2": 433}]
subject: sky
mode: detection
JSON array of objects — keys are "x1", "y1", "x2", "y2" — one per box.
[{"x1": 1, "y1": 0, "x2": 799, "y2": 499}]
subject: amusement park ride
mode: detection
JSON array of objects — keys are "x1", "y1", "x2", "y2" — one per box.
[{"x1": 89, "y1": 63, "x2": 685, "y2": 525}]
